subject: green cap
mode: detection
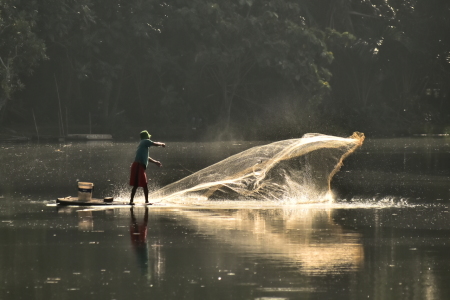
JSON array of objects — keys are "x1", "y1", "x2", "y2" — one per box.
[{"x1": 140, "y1": 130, "x2": 151, "y2": 140}]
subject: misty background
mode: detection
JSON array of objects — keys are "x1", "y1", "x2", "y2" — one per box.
[{"x1": 1, "y1": 0, "x2": 449, "y2": 140}]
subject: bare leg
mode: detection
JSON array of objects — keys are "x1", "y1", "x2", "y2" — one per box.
[
  {"x1": 130, "y1": 186, "x2": 138, "y2": 204},
  {"x1": 143, "y1": 185, "x2": 149, "y2": 203}
]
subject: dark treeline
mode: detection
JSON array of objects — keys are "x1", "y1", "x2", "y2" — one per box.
[{"x1": 0, "y1": 0, "x2": 449, "y2": 140}]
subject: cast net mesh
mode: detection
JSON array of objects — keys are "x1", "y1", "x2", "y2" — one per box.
[{"x1": 150, "y1": 132, "x2": 364, "y2": 203}]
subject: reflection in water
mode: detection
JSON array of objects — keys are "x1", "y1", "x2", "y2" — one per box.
[
  {"x1": 423, "y1": 256, "x2": 439, "y2": 300},
  {"x1": 130, "y1": 207, "x2": 149, "y2": 276},
  {"x1": 111, "y1": 206, "x2": 364, "y2": 283},
  {"x1": 78, "y1": 210, "x2": 94, "y2": 231},
  {"x1": 170, "y1": 208, "x2": 364, "y2": 275},
  {"x1": 5, "y1": 201, "x2": 450, "y2": 299},
  {"x1": 129, "y1": 207, "x2": 165, "y2": 282}
]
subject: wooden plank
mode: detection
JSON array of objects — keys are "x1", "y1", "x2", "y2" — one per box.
[{"x1": 56, "y1": 197, "x2": 152, "y2": 206}]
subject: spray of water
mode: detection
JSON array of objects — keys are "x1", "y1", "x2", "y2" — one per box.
[{"x1": 150, "y1": 132, "x2": 365, "y2": 204}]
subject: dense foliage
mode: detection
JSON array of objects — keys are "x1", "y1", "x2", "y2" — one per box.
[{"x1": 0, "y1": 0, "x2": 449, "y2": 139}]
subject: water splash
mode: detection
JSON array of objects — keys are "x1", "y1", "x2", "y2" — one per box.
[
  {"x1": 150, "y1": 132, "x2": 365, "y2": 204},
  {"x1": 334, "y1": 196, "x2": 414, "y2": 209}
]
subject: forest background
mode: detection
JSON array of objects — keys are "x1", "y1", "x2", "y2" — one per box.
[{"x1": 0, "y1": 0, "x2": 449, "y2": 140}]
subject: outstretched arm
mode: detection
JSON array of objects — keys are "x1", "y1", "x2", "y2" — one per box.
[
  {"x1": 153, "y1": 142, "x2": 165, "y2": 147},
  {"x1": 148, "y1": 157, "x2": 162, "y2": 167}
]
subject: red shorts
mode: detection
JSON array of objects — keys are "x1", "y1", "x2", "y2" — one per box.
[{"x1": 129, "y1": 162, "x2": 147, "y2": 187}]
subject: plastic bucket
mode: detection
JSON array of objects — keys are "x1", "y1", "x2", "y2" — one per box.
[{"x1": 78, "y1": 182, "x2": 94, "y2": 201}]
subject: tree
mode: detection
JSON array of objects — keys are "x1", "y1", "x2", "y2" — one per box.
[
  {"x1": 162, "y1": 0, "x2": 338, "y2": 134},
  {"x1": 313, "y1": 0, "x2": 450, "y2": 134},
  {"x1": 31, "y1": 0, "x2": 168, "y2": 131},
  {"x1": 0, "y1": 0, "x2": 46, "y2": 122}
]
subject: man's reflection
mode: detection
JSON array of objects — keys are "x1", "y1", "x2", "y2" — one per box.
[{"x1": 130, "y1": 207, "x2": 149, "y2": 276}]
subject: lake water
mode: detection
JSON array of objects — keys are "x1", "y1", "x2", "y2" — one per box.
[{"x1": 1, "y1": 137, "x2": 450, "y2": 299}]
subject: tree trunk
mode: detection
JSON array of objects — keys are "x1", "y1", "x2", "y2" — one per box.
[{"x1": 0, "y1": 96, "x2": 7, "y2": 124}]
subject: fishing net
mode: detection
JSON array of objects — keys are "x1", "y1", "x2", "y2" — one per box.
[{"x1": 150, "y1": 132, "x2": 365, "y2": 203}]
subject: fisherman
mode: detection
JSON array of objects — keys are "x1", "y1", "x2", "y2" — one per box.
[{"x1": 129, "y1": 130, "x2": 166, "y2": 205}]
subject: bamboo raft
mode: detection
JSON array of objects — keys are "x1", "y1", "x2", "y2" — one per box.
[{"x1": 57, "y1": 196, "x2": 153, "y2": 206}]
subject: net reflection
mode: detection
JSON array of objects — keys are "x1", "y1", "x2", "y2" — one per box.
[
  {"x1": 167, "y1": 207, "x2": 364, "y2": 275},
  {"x1": 71, "y1": 206, "x2": 363, "y2": 286}
]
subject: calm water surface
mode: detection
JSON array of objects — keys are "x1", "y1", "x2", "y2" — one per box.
[{"x1": 1, "y1": 137, "x2": 450, "y2": 300}]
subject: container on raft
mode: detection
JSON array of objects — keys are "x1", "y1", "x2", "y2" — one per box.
[
  {"x1": 59, "y1": 182, "x2": 132, "y2": 205},
  {"x1": 58, "y1": 181, "x2": 153, "y2": 205},
  {"x1": 78, "y1": 182, "x2": 94, "y2": 201}
]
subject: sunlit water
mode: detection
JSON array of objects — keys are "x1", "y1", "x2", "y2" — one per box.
[{"x1": 2, "y1": 138, "x2": 450, "y2": 299}]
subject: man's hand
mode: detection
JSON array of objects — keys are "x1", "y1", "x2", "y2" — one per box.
[{"x1": 149, "y1": 158, "x2": 163, "y2": 167}]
